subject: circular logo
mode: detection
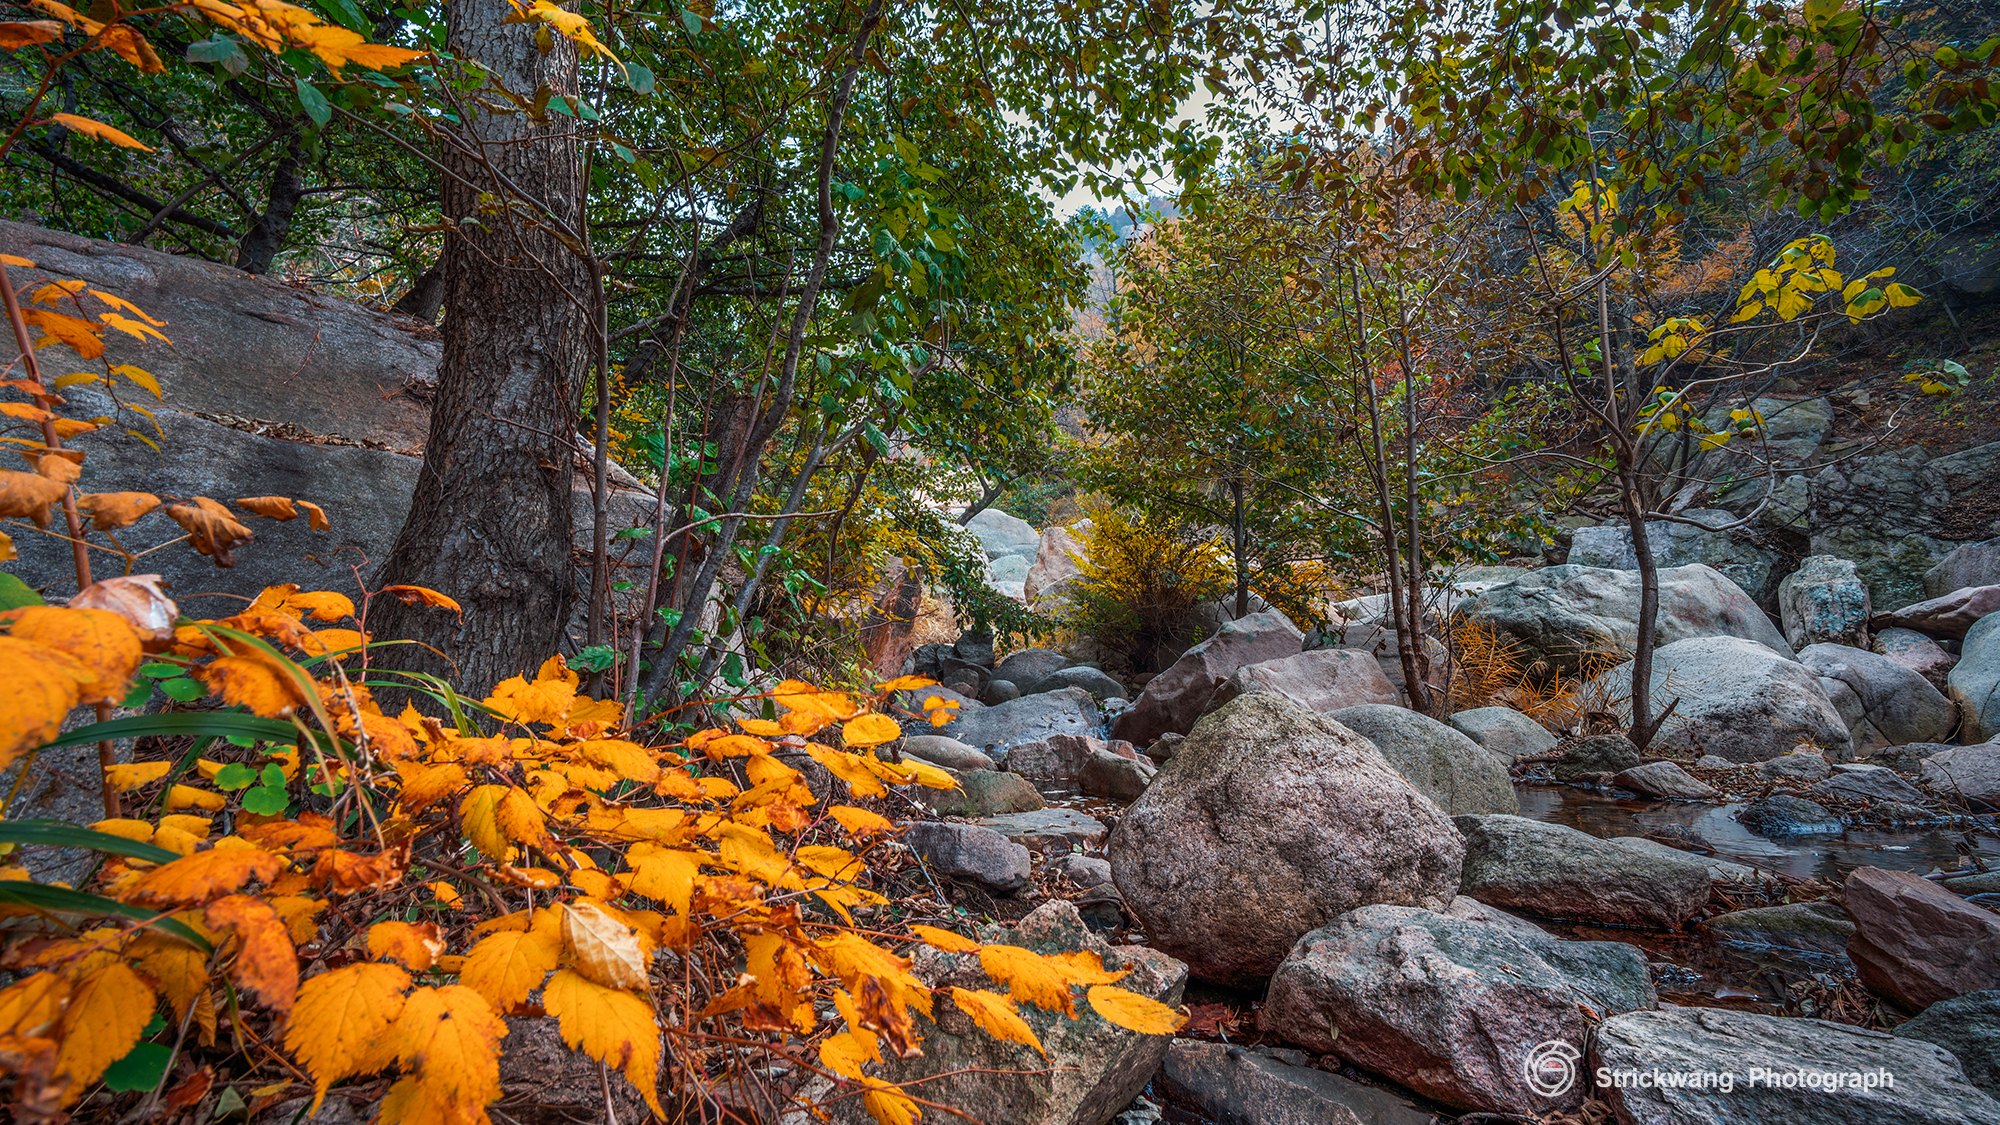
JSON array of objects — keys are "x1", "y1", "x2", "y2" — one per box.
[{"x1": 1524, "y1": 1039, "x2": 1582, "y2": 1097}]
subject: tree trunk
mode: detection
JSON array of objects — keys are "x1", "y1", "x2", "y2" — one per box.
[
  {"x1": 368, "y1": 0, "x2": 588, "y2": 696},
  {"x1": 234, "y1": 143, "x2": 304, "y2": 275},
  {"x1": 1230, "y1": 473, "x2": 1248, "y2": 618},
  {"x1": 1599, "y1": 279, "x2": 1663, "y2": 748},
  {"x1": 391, "y1": 261, "x2": 447, "y2": 322}
]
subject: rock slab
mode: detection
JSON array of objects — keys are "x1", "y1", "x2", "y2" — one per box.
[
  {"x1": 1845, "y1": 865, "x2": 2000, "y2": 1010},
  {"x1": 1454, "y1": 814, "x2": 1711, "y2": 930},
  {"x1": 1327, "y1": 703, "x2": 1519, "y2": 815},
  {"x1": 1111, "y1": 610, "x2": 1304, "y2": 745}
]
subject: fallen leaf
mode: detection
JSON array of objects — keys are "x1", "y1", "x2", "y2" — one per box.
[
  {"x1": 562, "y1": 902, "x2": 648, "y2": 991},
  {"x1": 206, "y1": 894, "x2": 299, "y2": 1012},
  {"x1": 367, "y1": 921, "x2": 445, "y2": 971},
  {"x1": 284, "y1": 962, "x2": 410, "y2": 1113},
  {"x1": 68, "y1": 574, "x2": 176, "y2": 644}
]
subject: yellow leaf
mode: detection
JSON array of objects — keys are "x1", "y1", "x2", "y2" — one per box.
[
  {"x1": 285, "y1": 962, "x2": 410, "y2": 1112},
  {"x1": 772, "y1": 679, "x2": 860, "y2": 735},
  {"x1": 127, "y1": 847, "x2": 283, "y2": 906},
  {"x1": 497, "y1": 787, "x2": 548, "y2": 848},
  {"x1": 950, "y1": 986, "x2": 1044, "y2": 1055},
  {"x1": 428, "y1": 881, "x2": 463, "y2": 909},
  {"x1": 562, "y1": 901, "x2": 649, "y2": 991},
  {"x1": 109, "y1": 363, "x2": 162, "y2": 399},
  {"x1": 391, "y1": 985, "x2": 506, "y2": 1111},
  {"x1": 104, "y1": 760, "x2": 171, "y2": 792},
  {"x1": 979, "y1": 944, "x2": 1074, "y2": 1016},
  {"x1": 0, "y1": 973, "x2": 70, "y2": 1038},
  {"x1": 235, "y1": 495, "x2": 301, "y2": 521},
  {"x1": 862, "y1": 1077, "x2": 921, "y2": 1125},
  {"x1": 196, "y1": 653, "x2": 306, "y2": 718},
  {"x1": 48, "y1": 112, "x2": 152, "y2": 150},
  {"x1": 461, "y1": 928, "x2": 561, "y2": 1011},
  {"x1": 7, "y1": 606, "x2": 142, "y2": 703},
  {"x1": 0, "y1": 637, "x2": 95, "y2": 769},
  {"x1": 1085, "y1": 984, "x2": 1185, "y2": 1034},
  {"x1": 875, "y1": 674, "x2": 938, "y2": 692},
  {"x1": 487, "y1": 655, "x2": 577, "y2": 726},
  {"x1": 54, "y1": 962, "x2": 154, "y2": 1089},
  {"x1": 460, "y1": 784, "x2": 510, "y2": 860},
  {"x1": 1886, "y1": 282, "x2": 1922, "y2": 308},
  {"x1": 626, "y1": 846, "x2": 699, "y2": 915},
  {"x1": 829, "y1": 805, "x2": 894, "y2": 836},
  {"x1": 88, "y1": 817, "x2": 153, "y2": 844},
  {"x1": 842, "y1": 712, "x2": 901, "y2": 748},
  {"x1": 129, "y1": 933, "x2": 207, "y2": 1019},
  {"x1": 153, "y1": 825, "x2": 201, "y2": 855},
  {"x1": 542, "y1": 968, "x2": 664, "y2": 1115},
  {"x1": 206, "y1": 893, "x2": 298, "y2": 1012},
  {"x1": 807, "y1": 746, "x2": 887, "y2": 798},
  {"x1": 819, "y1": 1029, "x2": 880, "y2": 1079},
  {"x1": 166, "y1": 784, "x2": 226, "y2": 813},
  {"x1": 99, "y1": 311, "x2": 168, "y2": 344},
  {"x1": 368, "y1": 921, "x2": 445, "y2": 971},
  {"x1": 910, "y1": 925, "x2": 980, "y2": 954}
]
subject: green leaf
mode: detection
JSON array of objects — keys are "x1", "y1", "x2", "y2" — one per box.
[
  {"x1": 161, "y1": 678, "x2": 204, "y2": 702},
  {"x1": 0, "y1": 572, "x2": 44, "y2": 610},
  {"x1": 37, "y1": 712, "x2": 304, "y2": 752},
  {"x1": 623, "y1": 62, "x2": 654, "y2": 95},
  {"x1": 295, "y1": 78, "x2": 331, "y2": 128},
  {"x1": 0, "y1": 819, "x2": 178, "y2": 864},
  {"x1": 139, "y1": 663, "x2": 183, "y2": 679},
  {"x1": 311, "y1": 0, "x2": 368, "y2": 31},
  {"x1": 259, "y1": 763, "x2": 286, "y2": 789},
  {"x1": 213, "y1": 763, "x2": 257, "y2": 790},
  {"x1": 120, "y1": 680, "x2": 154, "y2": 709},
  {"x1": 186, "y1": 36, "x2": 248, "y2": 75},
  {"x1": 102, "y1": 1042, "x2": 171, "y2": 1093},
  {"x1": 679, "y1": 7, "x2": 701, "y2": 35},
  {"x1": 0, "y1": 882, "x2": 211, "y2": 951},
  {"x1": 241, "y1": 786, "x2": 289, "y2": 816}
]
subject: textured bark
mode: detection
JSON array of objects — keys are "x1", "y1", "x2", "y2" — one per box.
[
  {"x1": 370, "y1": 0, "x2": 588, "y2": 695},
  {"x1": 390, "y1": 260, "x2": 446, "y2": 322},
  {"x1": 234, "y1": 144, "x2": 304, "y2": 274}
]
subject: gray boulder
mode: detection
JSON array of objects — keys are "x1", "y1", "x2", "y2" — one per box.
[
  {"x1": 1593, "y1": 1007, "x2": 2000, "y2": 1125},
  {"x1": 920, "y1": 771, "x2": 1046, "y2": 819},
  {"x1": 1444, "y1": 895, "x2": 1550, "y2": 938},
  {"x1": 1569, "y1": 509, "x2": 1780, "y2": 603},
  {"x1": 1801, "y1": 642, "x2": 1957, "y2": 753},
  {"x1": 1878, "y1": 585, "x2": 2000, "y2": 641},
  {"x1": 821, "y1": 901, "x2": 1186, "y2": 1125},
  {"x1": 1609, "y1": 837, "x2": 1763, "y2": 884},
  {"x1": 981, "y1": 679, "x2": 1021, "y2": 705},
  {"x1": 1739, "y1": 795, "x2": 1843, "y2": 836},
  {"x1": 1450, "y1": 563, "x2": 1791, "y2": 680},
  {"x1": 1780, "y1": 555, "x2": 1872, "y2": 649},
  {"x1": 1587, "y1": 636, "x2": 1848, "y2": 762},
  {"x1": 1024, "y1": 521, "x2": 1088, "y2": 604},
  {"x1": 994, "y1": 647, "x2": 1072, "y2": 690},
  {"x1": 1930, "y1": 538, "x2": 2000, "y2": 599},
  {"x1": 1454, "y1": 814, "x2": 1710, "y2": 930},
  {"x1": 1079, "y1": 749, "x2": 1155, "y2": 802},
  {"x1": 1876, "y1": 626, "x2": 1960, "y2": 687},
  {"x1": 898, "y1": 735, "x2": 997, "y2": 772},
  {"x1": 901, "y1": 822, "x2": 1031, "y2": 892},
  {"x1": 1005, "y1": 734, "x2": 1140, "y2": 782},
  {"x1": 1109, "y1": 694, "x2": 1464, "y2": 986},
  {"x1": 965, "y1": 507, "x2": 1042, "y2": 561},
  {"x1": 976, "y1": 808, "x2": 1109, "y2": 854},
  {"x1": 1554, "y1": 733, "x2": 1642, "y2": 781},
  {"x1": 1954, "y1": 612, "x2": 2000, "y2": 743},
  {"x1": 1896, "y1": 991, "x2": 2000, "y2": 1098},
  {"x1": 1923, "y1": 744, "x2": 2000, "y2": 808},
  {"x1": 1703, "y1": 901, "x2": 1856, "y2": 957},
  {"x1": 1159, "y1": 1041, "x2": 1433, "y2": 1125},
  {"x1": 1450, "y1": 707, "x2": 1558, "y2": 762},
  {"x1": 1615, "y1": 761, "x2": 1719, "y2": 799},
  {"x1": 1810, "y1": 440, "x2": 2000, "y2": 611},
  {"x1": 1327, "y1": 703, "x2": 1519, "y2": 814},
  {"x1": 944, "y1": 687, "x2": 1102, "y2": 760},
  {"x1": 1111, "y1": 610, "x2": 1304, "y2": 745},
  {"x1": 1205, "y1": 649, "x2": 1399, "y2": 718},
  {"x1": 1259, "y1": 905, "x2": 1656, "y2": 1115},
  {"x1": 1026, "y1": 665, "x2": 1126, "y2": 702},
  {"x1": 1812, "y1": 766, "x2": 1927, "y2": 807},
  {"x1": 1756, "y1": 749, "x2": 1834, "y2": 782},
  {"x1": 1052, "y1": 854, "x2": 1112, "y2": 889}
]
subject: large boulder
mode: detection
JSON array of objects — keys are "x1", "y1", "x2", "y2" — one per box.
[
  {"x1": 1955, "y1": 612, "x2": 2000, "y2": 743},
  {"x1": 1800, "y1": 643, "x2": 1957, "y2": 753},
  {"x1": 1586, "y1": 636, "x2": 1849, "y2": 762},
  {"x1": 1553, "y1": 732, "x2": 1642, "y2": 781},
  {"x1": 900, "y1": 822, "x2": 1031, "y2": 893},
  {"x1": 1326, "y1": 703, "x2": 1519, "y2": 814},
  {"x1": 1450, "y1": 563, "x2": 1791, "y2": 680},
  {"x1": 1026, "y1": 665, "x2": 1126, "y2": 702},
  {"x1": 1454, "y1": 814, "x2": 1710, "y2": 930},
  {"x1": 820, "y1": 901, "x2": 1186, "y2": 1125},
  {"x1": 994, "y1": 647, "x2": 1072, "y2": 690},
  {"x1": 1877, "y1": 585, "x2": 2000, "y2": 641},
  {"x1": 965, "y1": 507, "x2": 1042, "y2": 561},
  {"x1": 1615, "y1": 760, "x2": 1719, "y2": 799},
  {"x1": 1931, "y1": 538, "x2": 2000, "y2": 599},
  {"x1": 1876, "y1": 626, "x2": 1960, "y2": 687},
  {"x1": 1449, "y1": 707, "x2": 1558, "y2": 762},
  {"x1": 943, "y1": 687, "x2": 1102, "y2": 760},
  {"x1": 1569, "y1": 509, "x2": 1780, "y2": 603},
  {"x1": 1810, "y1": 440, "x2": 2000, "y2": 611},
  {"x1": 1779, "y1": 555, "x2": 1872, "y2": 649},
  {"x1": 1024, "y1": 521, "x2": 1089, "y2": 603},
  {"x1": 1158, "y1": 1040, "x2": 1433, "y2": 1125},
  {"x1": 1111, "y1": 610, "x2": 1303, "y2": 745},
  {"x1": 1107, "y1": 694, "x2": 1464, "y2": 987},
  {"x1": 1923, "y1": 744, "x2": 2000, "y2": 808},
  {"x1": 1702, "y1": 901, "x2": 1856, "y2": 958},
  {"x1": 1205, "y1": 649, "x2": 1399, "y2": 718},
  {"x1": 1846, "y1": 866, "x2": 2000, "y2": 1010},
  {"x1": 1592, "y1": 1007, "x2": 2000, "y2": 1125},
  {"x1": 1896, "y1": 991, "x2": 2000, "y2": 1098},
  {"x1": 919, "y1": 771, "x2": 1046, "y2": 818},
  {"x1": 898, "y1": 735, "x2": 997, "y2": 772},
  {"x1": 1258, "y1": 905, "x2": 1656, "y2": 1115}
]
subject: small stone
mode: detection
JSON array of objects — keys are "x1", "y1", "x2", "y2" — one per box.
[
  {"x1": 1811, "y1": 766, "x2": 1926, "y2": 806},
  {"x1": 980, "y1": 678, "x2": 1020, "y2": 705},
  {"x1": 919, "y1": 770, "x2": 1045, "y2": 819},
  {"x1": 1555, "y1": 733, "x2": 1642, "y2": 781},
  {"x1": 1052, "y1": 854, "x2": 1112, "y2": 888},
  {"x1": 1757, "y1": 750, "x2": 1834, "y2": 782},
  {"x1": 1616, "y1": 761, "x2": 1719, "y2": 799},
  {"x1": 1739, "y1": 795, "x2": 1843, "y2": 836},
  {"x1": 902, "y1": 821, "x2": 1031, "y2": 892},
  {"x1": 976, "y1": 808, "x2": 1108, "y2": 853},
  {"x1": 1079, "y1": 749, "x2": 1155, "y2": 801}
]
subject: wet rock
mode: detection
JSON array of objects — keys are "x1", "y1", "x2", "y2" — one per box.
[
  {"x1": 1930, "y1": 539, "x2": 2000, "y2": 599},
  {"x1": 1874, "y1": 800, "x2": 1942, "y2": 824},
  {"x1": 1450, "y1": 706, "x2": 1558, "y2": 762},
  {"x1": 899, "y1": 735, "x2": 998, "y2": 772},
  {"x1": 1801, "y1": 643, "x2": 1957, "y2": 752},
  {"x1": 818, "y1": 900, "x2": 1185, "y2": 1125},
  {"x1": 1876, "y1": 626, "x2": 1960, "y2": 687},
  {"x1": 920, "y1": 770, "x2": 1046, "y2": 818},
  {"x1": 1846, "y1": 865, "x2": 2000, "y2": 1010},
  {"x1": 1703, "y1": 901, "x2": 1856, "y2": 957},
  {"x1": 1739, "y1": 795, "x2": 1843, "y2": 836},
  {"x1": 1205, "y1": 649, "x2": 1400, "y2": 718},
  {"x1": 1450, "y1": 563, "x2": 1791, "y2": 680},
  {"x1": 1327, "y1": 703, "x2": 1519, "y2": 815},
  {"x1": 1876, "y1": 585, "x2": 2000, "y2": 641},
  {"x1": 1779, "y1": 555, "x2": 1872, "y2": 650},
  {"x1": 1555, "y1": 733, "x2": 1642, "y2": 781},
  {"x1": 1811, "y1": 766, "x2": 1927, "y2": 807},
  {"x1": 1109, "y1": 694, "x2": 1464, "y2": 987},
  {"x1": 1028, "y1": 665, "x2": 1127, "y2": 702},
  {"x1": 1259, "y1": 905, "x2": 1657, "y2": 1115},
  {"x1": 994, "y1": 647, "x2": 1074, "y2": 691},
  {"x1": 1955, "y1": 613, "x2": 2000, "y2": 743},
  {"x1": 1587, "y1": 636, "x2": 1848, "y2": 763},
  {"x1": 1592, "y1": 1006, "x2": 2000, "y2": 1125},
  {"x1": 1079, "y1": 749, "x2": 1155, "y2": 802},
  {"x1": 1895, "y1": 990, "x2": 2000, "y2": 1097},
  {"x1": 1112, "y1": 610, "x2": 1304, "y2": 745},
  {"x1": 1159, "y1": 1040, "x2": 1434, "y2": 1125},
  {"x1": 944, "y1": 687, "x2": 1102, "y2": 760},
  {"x1": 1922, "y1": 744, "x2": 2000, "y2": 808},
  {"x1": 1615, "y1": 761, "x2": 1719, "y2": 799},
  {"x1": 902, "y1": 821, "x2": 1032, "y2": 892},
  {"x1": 977, "y1": 808, "x2": 1109, "y2": 854},
  {"x1": 1053, "y1": 854, "x2": 1112, "y2": 888},
  {"x1": 1758, "y1": 750, "x2": 1835, "y2": 782},
  {"x1": 1608, "y1": 837, "x2": 1762, "y2": 884},
  {"x1": 1571, "y1": 510, "x2": 1781, "y2": 603},
  {"x1": 1454, "y1": 814, "x2": 1710, "y2": 930}
]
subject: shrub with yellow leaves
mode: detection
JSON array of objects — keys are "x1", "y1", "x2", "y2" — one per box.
[{"x1": 0, "y1": 588, "x2": 1184, "y2": 1124}]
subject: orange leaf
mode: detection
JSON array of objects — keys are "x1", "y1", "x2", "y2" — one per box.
[
  {"x1": 53, "y1": 962, "x2": 154, "y2": 1091},
  {"x1": 875, "y1": 674, "x2": 938, "y2": 692},
  {"x1": 165, "y1": 497, "x2": 255, "y2": 567},
  {"x1": 103, "y1": 760, "x2": 170, "y2": 792},
  {"x1": 206, "y1": 894, "x2": 298, "y2": 1012},
  {"x1": 0, "y1": 469, "x2": 68, "y2": 527},
  {"x1": 6, "y1": 606, "x2": 141, "y2": 703},
  {"x1": 21, "y1": 307, "x2": 103, "y2": 358},
  {"x1": 281, "y1": 591, "x2": 354, "y2": 622},
  {"x1": 367, "y1": 921, "x2": 445, "y2": 971},
  {"x1": 460, "y1": 928, "x2": 560, "y2": 1012},
  {"x1": 196, "y1": 653, "x2": 306, "y2": 718},
  {"x1": 73, "y1": 492, "x2": 163, "y2": 531},
  {"x1": 297, "y1": 499, "x2": 329, "y2": 530},
  {"x1": 48, "y1": 112, "x2": 152, "y2": 150},
  {"x1": 0, "y1": 635, "x2": 91, "y2": 771},
  {"x1": 96, "y1": 25, "x2": 164, "y2": 72},
  {"x1": 0, "y1": 20, "x2": 65, "y2": 48},
  {"x1": 380, "y1": 584, "x2": 459, "y2": 612},
  {"x1": 234, "y1": 495, "x2": 300, "y2": 520},
  {"x1": 828, "y1": 805, "x2": 894, "y2": 836},
  {"x1": 390, "y1": 985, "x2": 506, "y2": 1109},
  {"x1": 126, "y1": 846, "x2": 283, "y2": 906},
  {"x1": 541, "y1": 968, "x2": 664, "y2": 1118},
  {"x1": 284, "y1": 962, "x2": 410, "y2": 1113},
  {"x1": 30, "y1": 451, "x2": 80, "y2": 484}
]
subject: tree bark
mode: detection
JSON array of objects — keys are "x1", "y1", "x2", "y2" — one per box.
[
  {"x1": 1230, "y1": 473, "x2": 1248, "y2": 619},
  {"x1": 235, "y1": 142, "x2": 305, "y2": 275},
  {"x1": 391, "y1": 260, "x2": 447, "y2": 322},
  {"x1": 368, "y1": 0, "x2": 588, "y2": 696}
]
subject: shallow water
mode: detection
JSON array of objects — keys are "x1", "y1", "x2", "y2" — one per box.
[{"x1": 1514, "y1": 782, "x2": 2000, "y2": 882}]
